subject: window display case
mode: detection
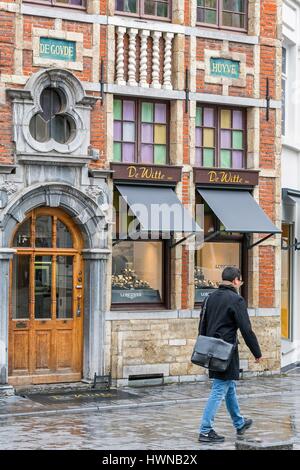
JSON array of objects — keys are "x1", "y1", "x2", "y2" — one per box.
[
  {"x1": 112, "y1": 241, "x2": 163, "y2": 304},
  {"x1": 195, "y1": 242, "x2": 241, "y2": 303}
]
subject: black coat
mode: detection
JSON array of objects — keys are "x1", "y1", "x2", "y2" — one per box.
[{"x1": 199, "y1": 284, "x2": 262, "y2": 381}]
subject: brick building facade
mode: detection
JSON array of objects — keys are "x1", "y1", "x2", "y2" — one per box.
[{"x1": 0, "y1": 0, "x2": 282, "y2": 389}]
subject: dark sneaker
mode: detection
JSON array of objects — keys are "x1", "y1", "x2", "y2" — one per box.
[
  {"x1": 198, "y1": 430, "x2": 225, "y2": 443},
  {"x1": 237, "y1": 418, "x2": 253, "y2": 435}
]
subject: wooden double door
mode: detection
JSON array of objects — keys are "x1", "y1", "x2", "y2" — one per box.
[{"x1": 9, "y1": 208, "x2": 84, "y2": 385}]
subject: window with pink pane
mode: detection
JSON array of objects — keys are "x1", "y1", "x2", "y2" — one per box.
[
  {"x1": 113, "y1": 98, "x2": 168, "y2": 164},
  {"x1": 220, "y1": 109, "x2": 245, "y2": 169},
  {"x1": 113, "y1": 99, "x2": 136, "y2": 163},
  {"x1": 195, "y1": 106, "x2": 216, "y2": 167},
  {"x1": 141, "y1": 102, "x2": 167, "y2": 164},
  {"x1": 195, "y1": 105, "x2": 246, "y2": 169}
]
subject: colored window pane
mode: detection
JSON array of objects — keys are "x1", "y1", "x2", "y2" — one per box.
[
  {"x1": 113, "y1": 142, "x2": 122, "y2": 161},
  {"x1": 203, "y1": 128, "x2": 214, "y2": 147},
  {"x1": 195, "y1": 128, "x2": 202, "y2": 147},
  {"x1": 155, "y1": 103, "x2": 167, "y2": 123},
  {"x1": 142, "y1": 102, "x2": 154, "y2": 123},
  {"x1": 195, "y1": 148, "x2": 202, "y2": 166},
  {"x1": 122, "y1": 143, "x2": 135, "y2": 162},
  {"x1": 221, "y1": 109, "x2": 231, "y2": 129},
  {"x1": 154, "y1": 145, "x2": 167, "y2": 164},
  {"x1": 223, "y1": 12, "x2": 244, "y2": 28},
  {"x1": 197, "y1": 9, "x2": 204, "y2": 21},
  {"x1": 205, "y1": 10, "x2": 217, "y2": 23},
  {"x1": 114, "y1": 122, "x2": 122, "y2": 141},
  {"x1": 220, "y1": 150, "x2": 231, "y2": 168},
  {"x1": 232, "y1": 130, "x2": 243, "y2": 149},
  {"x1": 196, "y1": 107, "x2": 202, "y2": 127},
  {"x1": 203, "y1": 148, "x2": 214, "y2": 167},
  {"x1": 116, "y1": 0, "x2": 137, "y2": 13},
  {"x1": 123, "y1": 100, "x2": 135, "y2": 121},
  {"x1": 141, "y1": 144, "x2": 153, "y2": 163},
  {"x1": 123, "y1": 122, "x2": 135, "y2": 142},
  {"x1": 220, "y1": 130, "x2": 231, "y2": 149},
  {"x1": 232, "y1": 151, "x2": 243, "y2": 169},
  {"x1": 114, "y1": 100, "x2": 122, "y2": 120},
  {"x1": 154, "y1": 125, "x2": 166, "y2": 145},
  {"x1": 233, "y1": 110, "x2": 243, "y2": 129},
  {"x1": 157, "y1": 1, "x2": 168, "y2": 17},
  {"x1": 203, "y1": 108, "x2": 215, "y2": 127},
  {"x1": 141, "y1": 124, "x2": 153, "y2": 143},
  {"x1": 223, "y1": 0, "x2": 244, "y2": 12}
]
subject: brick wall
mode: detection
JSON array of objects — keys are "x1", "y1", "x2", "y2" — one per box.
[{"x1": 0, "y1": 0, "x2": 281, "y2": 381}]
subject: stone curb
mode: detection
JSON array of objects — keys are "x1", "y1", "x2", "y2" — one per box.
[{"x1": 0, "y1": 390, "x2": 285, "y2": 420}]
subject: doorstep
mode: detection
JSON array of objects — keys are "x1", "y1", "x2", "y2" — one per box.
[{"x1": 0, "y1": 385, "x2": 15, "y2": 397}]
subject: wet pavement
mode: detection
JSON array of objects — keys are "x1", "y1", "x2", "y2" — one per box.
[{"x1": 0, "y1": 370, "x2": 300, "y2": 449}]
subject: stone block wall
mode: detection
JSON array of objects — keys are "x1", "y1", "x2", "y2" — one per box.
[{"x1": 109, "y1": 315, "x2": 281, "y2": 383}]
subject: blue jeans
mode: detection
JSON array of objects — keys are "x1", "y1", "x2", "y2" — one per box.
[{"x1": 199, "y1": 379, "x2": 245, "y2": 434}]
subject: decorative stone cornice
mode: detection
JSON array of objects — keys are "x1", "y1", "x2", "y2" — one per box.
[
  {"x1": 0, "y1": 165, "x2": 16, "y2": 175},
  {"x1": 0, "y1": 181, "x2": 18, "y2": 196}
]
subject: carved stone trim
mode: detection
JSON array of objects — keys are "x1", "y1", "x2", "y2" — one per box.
[
  {"x1": 0, "y1": 182, "x2": 18, "y2": 196},
  {"x1": 7, "y1": 68, "x2": 98, "y2": 158}
]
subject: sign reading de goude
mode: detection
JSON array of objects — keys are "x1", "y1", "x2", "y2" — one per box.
[
  {"x1": 210, "y1": 58, "x2": 240, "y2": 79},
  {"x1": 39, "y1": 37, "x2": 76, "y2": 62}
]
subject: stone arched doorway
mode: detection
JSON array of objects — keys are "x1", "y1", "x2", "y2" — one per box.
[{"x1": 0, "y1": 183, "x2": 110, "y2": 386}]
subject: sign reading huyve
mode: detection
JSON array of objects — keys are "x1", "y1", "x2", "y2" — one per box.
[
  {"x1": 194, "y1": 168, "x2": 259, "y2": 187},
  {"x1": 111, "y1": 163, "x2": 182, "y2": 183},
  {"x1": 39, "y1": 37, "x2": 76, "y2": 61},
  {"x1": 210, "y1": 58, "x2": 240, "y2": 79}
]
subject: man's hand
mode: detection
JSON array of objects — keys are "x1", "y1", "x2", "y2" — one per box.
[{"x1": 255, "y1": 357, "x2": 262, "y2": 363}]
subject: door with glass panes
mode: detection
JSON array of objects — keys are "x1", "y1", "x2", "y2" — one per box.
[{"x1": 9, "y1": 208, "x2": 84, "y2": 385}]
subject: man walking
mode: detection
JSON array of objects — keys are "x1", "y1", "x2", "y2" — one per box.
[{"x1": 198, "y1": 267, "x2": 262, "y2": 443}]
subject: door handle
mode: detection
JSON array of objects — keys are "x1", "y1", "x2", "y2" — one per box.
[{"x1": 76, "y1": 295, "x2": 82, "y2": 317}]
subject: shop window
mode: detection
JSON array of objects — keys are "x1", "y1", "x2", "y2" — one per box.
[
  {"x1": 112, "y1": 241, "x2": 164, "y2": 305},
  {"x1": 195, "y1": 106, "x2": 246, "y2": 169},
  {"x1": 115, "y1": 0, "x2": 171, "y2": 19},
  {"x1": 194, "y1": 198, "x2": 243, "y2": 304},
  {"x1": 29, "y1": 87, "x2": 75, "y2": 145},
  {"x1": 195, "y1": 241, "x2": 241, "y2": 303},
  {"x1": 113, "y1": 98, "x2": 169, "y2": 164},
  {"x1": 281, "y1": 224, "x2": 293, "y2": 340},
  {"x1": 23, "y1": 0, "x2": 86, "y2": 9},
  {"x1": 197, "y1": 0, "x2": 247, "y2": 32}
]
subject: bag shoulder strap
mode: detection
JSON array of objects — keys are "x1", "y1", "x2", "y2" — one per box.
[{"x1": 198, "y1": 295, "x2": 210, "y2": 335}]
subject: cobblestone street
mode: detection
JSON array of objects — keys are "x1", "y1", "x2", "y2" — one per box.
[{"x1": 0, "y1": 370, "x2": 300, "y2": 450}]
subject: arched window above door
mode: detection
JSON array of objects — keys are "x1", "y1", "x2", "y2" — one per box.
[{"x1": 13, "y1": 213, "x2": 74, "y2": 249}]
